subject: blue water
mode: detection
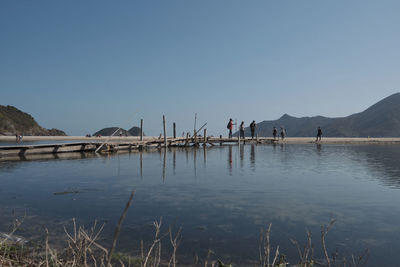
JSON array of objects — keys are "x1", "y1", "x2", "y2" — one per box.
[{"x1": 0, "y1": 144, "x2": 400, "y2": 266}]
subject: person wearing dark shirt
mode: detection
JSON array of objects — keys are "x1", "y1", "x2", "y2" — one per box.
[
  {"x1": 316, "y1": 126, "x2": 322, "y2": 141},
  {"x1": 273, "y1": 127, "x2": 278, "y2": 140},
  {"x1": 250, "y1": 120, "x2": 256, "y2": 139},
  {"x1": 239, "y1": 121, "x2": 245, "y2": 139}
]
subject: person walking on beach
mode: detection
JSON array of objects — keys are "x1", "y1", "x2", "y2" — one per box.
[
  {"x1": 227, "y1": 118, "x2": 235, "y2": 138},
  {"x1": 280, "y1": 127, "x2": 286, "y2": 140},
  {"x1": 273, "y1": 127, "x2": 278, "y2": 140},
  {"x1": 316, "y1": 126, "x2": 322, "y2": 142},
  {"x1": 239, "y1": 121, "x2": 245, "y2": 139},
  {"x1": 250, "y1": 120, "x2": 256, "y2": 139}
]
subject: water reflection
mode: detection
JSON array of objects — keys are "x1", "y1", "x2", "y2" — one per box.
[
  {"x1": 203, "y1": 145, "x2": 207, "y2": 167},
  {"x1": 173, "y1": 149, "x2": 176, "y2": 176},
  {"x1": 140, "y1": 151, "x2": 143, "y2": 178},
  {"x1": 162, "y1": 148, "x2": 166, "y2": 182},
  {"x1": 1, "y1": 145, "x2": 400, "y2": 266},
  {"x1": 228, "y1": 146, "x2": 233, "y2": 175},
  {"x1": 239, "y1": 144, "x2": 244, "y2": 169},
  {"x1": 316, "y1": 143, "x2": 322, "y2": 154},
  {"x1": 346, "y1": 145, "x2": 400, "y2": 188},
  {"x1": 250, "y1": 144, "x2": 255, "y2": 168}
]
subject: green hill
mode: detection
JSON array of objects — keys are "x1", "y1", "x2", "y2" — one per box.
[{"x1": 0, "y1": 105, "x2": 66, "y2": 136}]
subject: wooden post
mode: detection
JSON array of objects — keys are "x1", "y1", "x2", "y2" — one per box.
[
  {"x1": 140, "y1": 119, "x2": 143, "y2": 141},
  {"x1": 95, "y1": 127, "x2": 120, "y2": 153},
  {"x1": 219, "y1": 134, "x2": 223, "y2": 146},
  {"x1": 163, "y1": 115, "x2": 167, "y2": 148},
  {"x1": 194, "y1": 113, "x2": 197, "y2": 136},
  {"x1": 238, "y1": 132, "x2": 240, "y2": 144},
  {"x1": 256, "y1": 134, "x2": 259, "y2": 143},
  {"x1": 185, "y1": 132, "x2": 190, "y2": 146},
  {"x1": 173, "y1": 122, "x2": 176, "y2": 139},
  {"x1": 203, "y1": 129, "x2": 207, "y2": 145}
]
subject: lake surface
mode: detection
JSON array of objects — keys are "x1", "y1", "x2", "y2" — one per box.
[{"x1": 1, "y1": 144, "x2": 400, "y2": 266}]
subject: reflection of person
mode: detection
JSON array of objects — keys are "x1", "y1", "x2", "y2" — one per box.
[
  {"x1": 239, "y1": 121, "x2": 245, "y2": 139},
  {"x1": 250, "y1": 121, "x2": 256, "y2": 139},
  {"x1": 250, "y1": 144, "x2": 255, "y2": 164},
  {"x1": 316, "y1": 126, "x2": 322, "y2": 141},
  {"x1": 280, "y1": 127, "x2": 286, "y2": 140},
  {"x1": 228, "y1": 145, "x2": 233, "y2": 172}
]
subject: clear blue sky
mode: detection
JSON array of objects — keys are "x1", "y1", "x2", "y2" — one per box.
[{"x1": 1, "y1": 0, "x2": 399, "y2": 136}]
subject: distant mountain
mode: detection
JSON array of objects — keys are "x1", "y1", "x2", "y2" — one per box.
[
  {"x1": 238, "y1": 93, "x2": 400, "y2": 137},
  {"x1": 93, "y1": 126, "x2": 143, "y2": 136},
  {"x1": 128, "y1": 126, "x2": 143, "y2": 136},
  {"x1": 0, "y1": 105, "x2": 67, "y2": 136}
]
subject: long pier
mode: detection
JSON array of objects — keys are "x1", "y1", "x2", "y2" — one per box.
[
  {"x1": 1, "y1": 136, "x2": 400, "y2": 158},
  {"x1": 0, "y1": 136, "x2": 273, "y2": 158}
]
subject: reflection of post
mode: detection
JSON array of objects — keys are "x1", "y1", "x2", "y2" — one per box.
[
  {"x1": 193, "y1": 146, "x2": 197, "y2": 177},
  {"x1": 162, "y1": 148, "x2": 166, "y2": 182},
  {"x1": 163, "y1": 115, "x2": 167, "y2": 148},
  {"x1": 203, "y1": 144, "x2": 207, "y2": 164},
  {"x1": 140, "y1": 151, "x2": 143, "y2": 178},
  {"x1": 173, "y1": 149, "x2": 176, "y2": 175}
]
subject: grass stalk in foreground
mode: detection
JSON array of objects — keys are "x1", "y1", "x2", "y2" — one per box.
[{"x1": 1, "y1": 197, "x2": 369, "y2": 266}]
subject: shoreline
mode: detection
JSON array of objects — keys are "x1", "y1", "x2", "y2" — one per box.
[{"x1": 1, "y1": 136, "x2": 400, "y2": 145}]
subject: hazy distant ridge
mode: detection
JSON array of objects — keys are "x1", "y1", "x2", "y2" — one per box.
[{"x1": 240, "y1": 93, "x2": 400, "y2": 137}]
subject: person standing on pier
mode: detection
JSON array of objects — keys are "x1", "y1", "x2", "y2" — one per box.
[
  {"x1": 227, "y1": 118, "x2": 235, "y2": 138},
  {"x1": 250, "y1": 120, "x2": 257, "y2": 139},
  {"x1": 273, "y1": 127, "x2": 278, "y2": 140},
  {"x1": 280, "y1": 127, "x2": 286, "y2": 140},
  {"x1": 316, "y1": 126, "x2": 322, "y2": 142},
  {"x1": 239, "y1": 121, "x2": 245, "y2": 139}
]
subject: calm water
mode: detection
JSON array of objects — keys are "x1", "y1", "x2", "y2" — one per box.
[{"x1": 1, "y1": 144, "x2": 400, "y2": 266}]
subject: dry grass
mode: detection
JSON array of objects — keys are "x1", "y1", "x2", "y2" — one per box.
[{"x1": 1, "y1": 195, "x2": 369, "y2": 267}]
